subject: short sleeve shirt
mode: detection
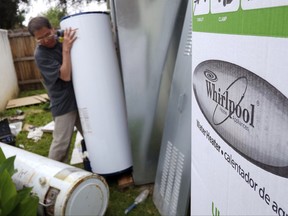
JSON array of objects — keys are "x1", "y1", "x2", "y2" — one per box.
[{"x1": 34, "y1": 42, "x2": 78, "y2": 117}]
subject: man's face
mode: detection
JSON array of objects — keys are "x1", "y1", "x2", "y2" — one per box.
[{"x1": 34, "y1": 27, "x2": 57, "y2": 48}]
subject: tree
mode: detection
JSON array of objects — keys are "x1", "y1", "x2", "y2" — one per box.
[
  {"x1": 57, "y1": 0, "x2": 94, "y2": 8},
  {"x1": 42, "y1": 7, "x2": 67, "y2": 28},
  {"x1": 0, "y1": 0, "x2": 99, "y2": 29},
  {"x1": 41, "y1": 0, "x2": 100, "y2": 28},
  {"x1": 0, "y1": 0, "x2": 29, "y2": 29}
]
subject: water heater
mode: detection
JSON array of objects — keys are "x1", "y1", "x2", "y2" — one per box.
[
  {"x1": 0, "y1": 143, "x2": 109, "y2": 216},
  {"x1": 60, "y1": 11, "x2": 133, "y2": 175}
]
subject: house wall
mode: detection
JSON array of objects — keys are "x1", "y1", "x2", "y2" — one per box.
[{"x1": 0, "y1": 29, "x2": 19, "y2": 112}]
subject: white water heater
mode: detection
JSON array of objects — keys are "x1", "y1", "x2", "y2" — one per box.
[
  {"x1": 60, "y1": 11, "x2": 133, "y2": 175},
  {"x1": 0, "y1": 143, "x2": 109, "y2": 216}
]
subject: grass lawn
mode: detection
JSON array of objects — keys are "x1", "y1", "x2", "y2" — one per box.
[{"x1": 0, "y1": 89, "x2": 161, "y2": 216}]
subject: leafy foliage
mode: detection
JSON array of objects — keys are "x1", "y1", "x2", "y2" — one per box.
[
  {"x1": 0, "y1": 0, "x2": 28, "y2": 29},
  {"x1": 57, "y1": 0, "x2": 94, "y2": 8},
  {"x1": 41, "y1": 7, "x2": 67, "y2": 28},
  {"x1": 0, "y1": 0, "x2": 96, "y2": 29},
  {"x1": 0, "y1": 148, "x2": 39, "y2": 216}
]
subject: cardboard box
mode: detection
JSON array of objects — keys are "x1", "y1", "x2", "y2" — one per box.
[{"x1": 192, "y1": 1, "x2": 288, "y2": 215}]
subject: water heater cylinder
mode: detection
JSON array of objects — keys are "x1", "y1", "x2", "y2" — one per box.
[
  {"x1": 60, "y1": 12, "x2": 133, "y2": 175},
  {"x1": 0, "y1": 143, "x2": 109, "y2": 216}
]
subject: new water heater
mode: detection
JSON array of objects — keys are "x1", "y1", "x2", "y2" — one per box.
[{"x1": 60, "y1": 11, "x2": 133, "y2": 175}]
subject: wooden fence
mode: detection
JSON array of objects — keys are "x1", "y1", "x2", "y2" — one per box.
[{"x1": 8, "y1": 29, "x2": 43, "y2": 91}]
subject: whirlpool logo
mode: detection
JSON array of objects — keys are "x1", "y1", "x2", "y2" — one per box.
[
  {"x1": 205, "y1": 70, "x2": 255, "y2": 129},
  {"x1": 193, "y1": 60, "x2": 288, "y2": 178}
]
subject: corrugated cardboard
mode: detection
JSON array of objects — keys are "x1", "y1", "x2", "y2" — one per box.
[
  {"x1": 6, "y1": 94, "x2": 49, "y2": 109},
  {"x1": 192, "y1": 1, "x2": 288, "y2": 215}
]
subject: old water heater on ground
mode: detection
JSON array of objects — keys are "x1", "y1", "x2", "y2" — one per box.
[
  {"x1": 0, "y1": 142, "x2": 109, "y2": 216},
  {"x1": 60, "y1": 11, "x2": 133, "y2": 175}
]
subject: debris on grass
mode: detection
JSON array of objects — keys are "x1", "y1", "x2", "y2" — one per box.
[{"x1": 27, "y1": 127, "x2": 43, "y2": 142}]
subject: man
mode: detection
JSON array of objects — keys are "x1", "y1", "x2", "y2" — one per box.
[{"x1": 28, "y1": 16, "x2": 82, "y2": 163}]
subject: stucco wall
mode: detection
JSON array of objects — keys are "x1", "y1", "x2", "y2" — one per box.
[{"x1": 0, "y1": 29, "x2": 19, "y2": 112}]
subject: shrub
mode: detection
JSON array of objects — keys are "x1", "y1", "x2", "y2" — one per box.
[{"x1": 0, "y1": 147, "x2": 39, "y2": 216}]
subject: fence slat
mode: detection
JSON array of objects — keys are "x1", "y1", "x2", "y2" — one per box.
[
  {"x1": 8, "y1": 29, "x2": 42, "y2": 91},
  {"x1": 14, "y1": 56, "x2": 35, "y2": 62}
]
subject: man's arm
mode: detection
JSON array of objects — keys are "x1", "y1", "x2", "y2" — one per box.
[{"x1": 60, "y1": 28, "x2": 77, "y2": 81}]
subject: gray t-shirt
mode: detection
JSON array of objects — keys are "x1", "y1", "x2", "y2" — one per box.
[{"x1": 34, "y1": 42, "x2": 78, "y2": 117}]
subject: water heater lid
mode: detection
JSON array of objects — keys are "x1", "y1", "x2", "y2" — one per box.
[
  {"x1": 61, "y1": 11, "x2": 109, "y2": 21},
  {"x1": 64, "y1": 176, "x2": 109, "y2": 215}
]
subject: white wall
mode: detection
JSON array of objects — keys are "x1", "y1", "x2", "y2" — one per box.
[{"x1": 0, "y1": 29, "x2": 19, "y2": 112}]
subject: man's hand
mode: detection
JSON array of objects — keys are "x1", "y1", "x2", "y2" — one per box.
[
  {"x1": 62, "y1": 28, "x2": 78, "y2": 53},
  {"x1": 60, "y1": 27, "x2": 78, "y2": 81}
]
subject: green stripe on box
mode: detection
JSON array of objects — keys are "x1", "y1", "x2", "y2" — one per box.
[{"x1": 193, "y1": 6, "x2": 288, "y2": 38}]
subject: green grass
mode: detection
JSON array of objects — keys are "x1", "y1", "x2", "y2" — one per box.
[{"x1": 0, "y1": 89, "x2": 160, "y2": 216}]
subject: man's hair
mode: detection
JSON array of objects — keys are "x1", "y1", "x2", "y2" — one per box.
[{"x1": 28, "y1": 16, "x2": 52, "y2": 36}]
